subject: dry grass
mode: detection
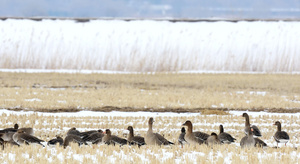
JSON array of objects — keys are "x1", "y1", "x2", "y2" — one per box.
[
  {"x1": 200, "y1": 109, "x2": 229, "y2": 115},
  {"x1": 0, "y1": 72, "x2": 299, "y2": 113},
  {"x1": 0, "y1": 112, "x2": 300, "y2": 163}
]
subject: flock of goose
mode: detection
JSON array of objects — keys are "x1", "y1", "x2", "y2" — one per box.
[{"x1": 0, "y1": 113, "x2": 290, "y2": 149}]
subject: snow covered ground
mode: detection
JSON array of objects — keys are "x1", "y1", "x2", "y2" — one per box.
[
  {"x1": 1, "y1": 109, "x2": 300, "y2": 163},
  {"x1": 1, "y1": 19, "x2": 300, "y2": 72}
]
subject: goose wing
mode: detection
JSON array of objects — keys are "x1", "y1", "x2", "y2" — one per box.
[
  {"x1": 111, "y1": 135, "x2": 128, "y2": 145},
  {"x1": 218, "y1": 132, "x2": 236, "y2": 143},
  {"x1": 254, "y1": 138, "x2": 267, "y2": 147},
  {"x1": 250, "y1": 125, "x2": 262, "y2": 137},
  {"x1": 131, "y1": 136, "x2": 146, "y2": 146},
  {"x1": 274, "y1": 131, "x2": 289, "y2": 142},
  {"x1": 154, "y1": 133, "x2": 174, "y2": 145},
  {"x1": 83, "y1": 132, "x2": 104, "y2": 143},
  {"x1": 193, "y1": 131, "x2": 209, "y2": 141},
  {"x1": 20, "y1": 134, "x2": 44, "y2": 143}
]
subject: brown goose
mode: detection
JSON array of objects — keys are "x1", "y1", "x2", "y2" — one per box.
[
  {"x1": 82, "y1": 130, "x2": 104, "y2": 144},
  {"x1": 47, "y1": 136, "x2": 64, "y2": 146},
  {"x1": 178, "y1": 127, "x2": 187, "y2": 147},
  {"x1": 127, "y1": 126, "x2": 145, "y2": 147},
  {"x1": 102, "y1": 129, "x2": 128, "y2": 146},
  {"x1": 0, "y1": 132, "x2": 15, "y2": 142},
  {"x1": 242, "y1": 113, "x2": 262, "y2": 137},
  {"x1": 205, "y1": 132, "x2": 221, "y2": 146},
  {"x1": 0, "y1": 123, "x2": 18, "y2": 133},
  {"x1": 240, "y1": 127, "x2": 255, "y2": 148},
  {"x1": 19, "y1": 127, "x2": 34, "y2": 136},
  {"x1": 66, "y1": 127, "x2": 82, "y2": 136},
  {"x1": 182, "y1": 120, "x2": 209, "y2": 145},
  {"x1": 12, "y1": 130, "x2": 44, "y2": 147},
  {"x1": 145, "y1": 118, "x2": 174, "y2": 146},
  {"x1": 0, "y1": 124, "x2": 34, "y2": 135},
  {"x1": 274, "y1": 121, "x2": 289, "y2": 147},
  {"x1": 63, "y1": 134, "x2": 87, "y2": 148},
  {"x1": 218, "y1": 125, "x2": 236, "y2": 144}
]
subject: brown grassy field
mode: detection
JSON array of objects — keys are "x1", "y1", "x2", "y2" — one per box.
[
  {"x1": 0, "y1": 72, "x2": 299, "y2": 113},
  {"x1": 0, "y1": 111, "x2": 300, "y2": 163}
]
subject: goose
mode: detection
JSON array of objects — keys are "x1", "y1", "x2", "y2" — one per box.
[
  {"x1": 0, "y1": 132, "x2": 15, "y2": 142},
  {"x1": 242, "y1": 113, "x2": 262, "y2": 137},
  {"x1": 240, "y1": 127, "x2": 255, "y2": 148},
  {"x1": 63, "y1": 134, "x2": 87, "y2": 148},
  {"x1": 127, "y1": 126, "x2": 145, "y2": 147},
  {"x1": 0, "y1": 123, "x2": 18, "y2": 133},
  {"x1": 0, "y1": 132, "x2": 20, "y2": 147},
  {"x1": 145, "y1": 118, "x2": 174, "y2": 145},
  {"x1": 82, "y1": 130, "x2": 104, "y2": 144},
  {"x1": 47, "y1": 136, "x2": 64, "y2": 146},
  {"x1": 19, "y1": 127, "x2": 34, "y2": 136},
  {"x1": 102, "y1": 129, "x2": 128, "y2": 146},
  {"x1": 0, "y1": 124, "x2": 34, "y2": 135},
  {"x1": 66, "y1": 127, "x2": 82, "y2": 136},
  {"x1": 178, "y1": 127, "x2": 187, "y2": 147},
  {"x1": 205, "y1": 132, "x2": 221, "y2": 146},
  {"x1": 218, "y1": 125, "x2": 236, "y2": 144},
  {"x1": 182, "y1": 120, "x2": 209, "y2": 145},
  {"x1": 274, "y1": 121, "x2": 289, "y2": 147},
  {"x1": 12, "y1": 130, "x2": 44, "y2": 147}
]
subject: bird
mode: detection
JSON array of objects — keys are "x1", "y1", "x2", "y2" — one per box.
[
  {"x1": 12, "y1": 130, "x2": 44, "y2": 147},
  {"x1": 182, "y1": 120, "x2": 209, "y2": 145},
  {"x1": 178, "y1": 127, "x2": 187, "y2": 148},
  {"x1": 205, "y1": 132, "x2": 221, "y2": 146},
  {"x1": 19, "y1": 127, "x2": 34, "y2": 136},
  {"x1": 66, "y1": 127, "x2": 82, "y2": 136},
  {"x1": 47, "y1": 135, "x2": 64, "y2": 146},
  {"x1": 0, "y1": 123, "x2": 19, "y2": 133},
  {"x1": 0, "y1": 132, "x2": 15, "y2": 142},
  {"x1": 145, "y1": 117, "x2": 174, "y2": 145},
  {"x1": 102, "y1": 129, "x2": 127, "y2": 146},
  {"x1": 127, "y1": 126, "x2": 145, "y2": 147},
  {"x1": 240, "y1": 127, "x2": 255, "y2": 148},
  {"x1": 242, "y1": 113, "x2": 262, "y2": 137},
  {"x1": 0, "y1": 124, "x2": 34, "y2": 135},
  {"x1": 218, "y1": 125, "x2": 236, "y2": 144},
  {"x1": 273, "y1": 121, "x2": 289, "y2": 147},
  {"x1": 63, "y1": 134, "x2": 87, "y2": 148},
  {"x1": 82, "y1": 129, "x2": 104, "y2": 144}
]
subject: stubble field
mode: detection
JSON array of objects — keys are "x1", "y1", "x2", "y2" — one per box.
[
  {"x1": 0, "y1": 72, "x2": 299, "y2": 112},
  {"x1": 0, "y1": 72, "x2": 300, "y2": 163}
]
